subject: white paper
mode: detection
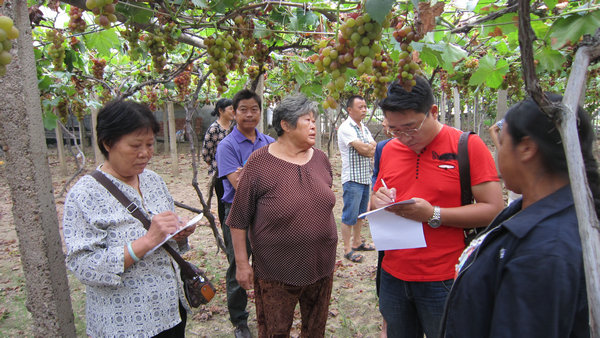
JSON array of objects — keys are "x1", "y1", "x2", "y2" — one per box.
[
  {"x1": 359, "y1": 200, "x2": 426, "y2": 251},
  {"x1": 145, "y1": 213, "x2": 203, "y2": 256}
]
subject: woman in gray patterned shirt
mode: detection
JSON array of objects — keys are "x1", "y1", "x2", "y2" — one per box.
[{"x1": 63, "y1": 100, "x2": 196, "y2": 337}]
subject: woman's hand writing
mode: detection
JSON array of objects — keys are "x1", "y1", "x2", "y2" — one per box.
[{"x1": 145, "y1": 211, "x2": 181, "y2": 247}]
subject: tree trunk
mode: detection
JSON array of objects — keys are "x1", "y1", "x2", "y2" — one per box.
[
  {"x1": 167, "y1": 101, "x2": 178, "y2": 177},
  {"x1": 0, "y1": 1, "x2": 76, "y2": 336},
  {"x1": 90, "y1": 102, "x2": 102, "y2": 165},
  {"x1": 453, "y1": 88, "x2": 461, "y2": 130},
  {"x1": 561, "y1": 43, "x2": 600, "y2": 337},
  {"x1": 54, "y1": 122, "x2": 67, "y2": 175}
]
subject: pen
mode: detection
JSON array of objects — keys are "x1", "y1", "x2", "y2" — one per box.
[{"x1": 381, "y1": 179, "x2": 395, "y2": 203}]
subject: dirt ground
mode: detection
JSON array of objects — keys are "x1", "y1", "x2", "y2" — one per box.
[{"x1": 0, "y1": 143, "x2": 385, "y2": 337}]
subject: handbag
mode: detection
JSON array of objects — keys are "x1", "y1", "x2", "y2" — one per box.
[{"x1": 91, "y1": 170, "x2": 216, "y2": 307}]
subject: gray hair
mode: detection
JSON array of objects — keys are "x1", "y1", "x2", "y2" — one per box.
[{"x1": 272, "y1": 94, "x2": 318, "y2": 136}]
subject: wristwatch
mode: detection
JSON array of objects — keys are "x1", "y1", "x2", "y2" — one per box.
[{"x1": 427, "y1": 206, "x2": 442, "y2": 228}]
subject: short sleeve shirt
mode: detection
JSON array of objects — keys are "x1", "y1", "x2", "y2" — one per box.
[
  {"x1": 216, "y1": 127, "x2": 275, "y2": 203},
  {"x1": 226, "y1": 146, "x2": 338, "y2": 286},
  {"x1": 338, "y1": 118, "x2": 375, "y2": 185},
  {"x1": 373, "y1": 125, "x2": 499, "y2": 282}
]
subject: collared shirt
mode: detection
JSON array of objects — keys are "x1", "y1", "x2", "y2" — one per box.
[
  {"x1": 441, "y1": 185, "x2": 589, "y2": 337},
  {"x1": 216, "y1": 126, "x2": 275, "y2": 204},
  {"x1": 338, "y1": 117, "x2": 375, "y2": 185},
  {"x1": 63, "y1": 169, "x2": 189, "y2": 337}
]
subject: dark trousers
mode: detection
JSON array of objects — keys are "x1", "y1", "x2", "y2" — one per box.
[
  {"x1": 222, "y1": 203, "x2": 252, "y2": 327},
  {"x1": 254, "y1": 274, "x2": 334, "y2": 338},
  {"x1": 215, "y1": 176, "x2": 226, "y2": 226}
]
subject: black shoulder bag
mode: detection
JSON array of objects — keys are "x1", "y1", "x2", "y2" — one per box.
[
  {"x1": 458, "y1": 132, "x2": 487, "y2": 246},
  {"x1": 90, "y1": 170, "x2": 216, "y2": 307}
]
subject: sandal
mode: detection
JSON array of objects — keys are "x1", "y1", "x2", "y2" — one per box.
[
  {"x1": 344, "y1": 250, "x2": 364, "y2": 263},
  {"x1": 352, "y1": 242, "x2": 376, "y2": 251}
]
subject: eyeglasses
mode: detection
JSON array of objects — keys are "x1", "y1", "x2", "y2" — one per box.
[{"x1": 389, "y1": 114, "x2": 428, "y2": 137}]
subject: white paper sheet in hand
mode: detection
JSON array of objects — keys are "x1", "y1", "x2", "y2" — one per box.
[
  {"x1": 146, "y1": 213, "x2": 203, "y2": 256},
  {"x1": 359, "y1": 201, "x2": 426, "y2": 251}
]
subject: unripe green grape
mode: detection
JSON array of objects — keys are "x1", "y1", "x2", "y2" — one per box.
[
  {"x1": 86, "y1": 0, "x2": 97, "y2": 9},
  {"x1": 0, "y1": 16, "x2": 13, "y2": 32},
  {"x1": 0, "y1": 50, "x2": 11, "y2": 65}
]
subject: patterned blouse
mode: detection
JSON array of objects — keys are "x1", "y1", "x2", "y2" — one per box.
[
  {"x1": 227, "y1": 146, "x2": 338, "y2": 286},
  {"x1": 201, "y1": 120, "x2": 231, "y2": 176},
  {"x1": 63, "y1": 169, "x2": 189, "y2": 337}
]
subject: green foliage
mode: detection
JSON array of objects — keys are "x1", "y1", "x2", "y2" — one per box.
[
  {"x1": 469, "y1": 55, "x2": 509, "y2": 88},
  {"x1": 549, "y1": 10, "x2": 600, "y2": 49},
  {"x1": 365, "y1": 0, "x2": 395, "y2": 24}
]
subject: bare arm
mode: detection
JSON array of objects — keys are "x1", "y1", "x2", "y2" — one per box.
[
  {"x1": 226, "y1": 168, "x2": 242, "y2": 190},
  {"x1": 374, "y1": 181, "x2": 504, "y2": 228},
  {"x1": 231, "y1": 227, "x2": 253, "y2": 290},
  {"x1": 350, "y1": 140, "x2": 376, "y2": 158}
]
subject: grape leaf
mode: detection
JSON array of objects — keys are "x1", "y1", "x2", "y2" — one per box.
[
  {"x1": 365, "y1": 0, "x2": 395, "y2": 24},
  {"x1": 469, "y1": 55, "x2": 508, "y2": 88},
  {"x1": 544, "y1": 0, "x2": 558, "y2": 11},
  {"x1": 549, "y1": 11, "x2": 600, "y2": 49},
  {"x1": 535, "y1": 47, "x2": 565, "y2": 73},
  {"x1": 116, "y1": 2, "x2": 153, "y2": 24},
  {"x1": 296, "y1": 9, "x2": 318, "y2": 30},
  {"x1": 83, "y1": 29, "x2": 120, "y2": 57}
]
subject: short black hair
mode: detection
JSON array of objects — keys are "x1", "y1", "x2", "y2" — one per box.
[
  {"x1": 211, "y1": 98, "x2": 233, "y2": 117},
  {"x1": 379, "y1": 76, "x2": 434, "y2": 115},
  {"x1": 96, "y1": 99, "x2": 160, "y2": 159},
  {"x1": 346, "y1": 95, "x2": 365, "y2": 111},
  {"x1": 232, "y1": 89, "x2": 262, "y2": 112}
]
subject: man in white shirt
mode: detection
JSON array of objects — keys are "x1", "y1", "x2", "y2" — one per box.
[{"x1": 337, "y1": 95, "x2": 377, "y2": 262}]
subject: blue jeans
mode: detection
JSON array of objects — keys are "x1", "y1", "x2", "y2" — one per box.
[
  {"x1": 379, "y1": 268, "x2": 453, "y2": 338},
  {"x1": 341, "y1": 181, "x2": 370, "y2": 225}
]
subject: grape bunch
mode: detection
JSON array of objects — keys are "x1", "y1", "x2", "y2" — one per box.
[
  {"x1": 163, "y1": 22, "x2": 179, "y2": 51},
  {"x1": 92, "y1": 58, "x2": 106, "y2": 79},
  {"x1": 464, "y1": 58, "x2": 479, "y2": 69},
  {"x1": 72, "y1": 98, "x2": 86, "y2": 122},
  {"x1": 120, "y1": 25, "x2": 141, "y2": 60},
  {"x1": 57, "y1": 98, "x2": 68, "y2": 123},
  {"x1": 143, "y1": 88, "x2": 159, "y2": 111},
  {"x1": 174, "y1": 69, "x2": 191, "y2": 100},
  {"x1": 314, "y1": 12, "x2": 391, "y2": 109},
  {"x1": 46, "y1": 29, "x2": 66, "y2": 70},
  {"x1": 0, "y1": 15, "x2": 19, "y2": 76},
  {"x1": 86, "y1": 0, "x2": 117, "y2": 29},
  {"x1": 439, "y1": 70, "x2": 452, "y2": 98},
  {"x1": 204, "y1": 32, "x2": 243, "y2": 94},
  {"x1": 144, "y1": 30, "x2": 169, "y2": 73},
  {"x1": 68, "y1": 6, "x2": 87, "y2": 33},
  {"x1": 392, "y1": 19, "x2": 423, "y2": 91}
]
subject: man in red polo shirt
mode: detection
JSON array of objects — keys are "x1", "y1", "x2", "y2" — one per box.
[{"x1": 371, "y1": 76, "x2": 504, "y2": 338}]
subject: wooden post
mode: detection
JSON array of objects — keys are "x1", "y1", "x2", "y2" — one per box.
[
  {"x1": 90, "y1": 104, "x2": 102, "y2": 165},
  {"x1": 439, "y1": 92, "x2": 447, "y2": 124},
  {"x1": 167, "y1": 101, "x2": 178, "y2": 177},
  {"x1": 496, "y1": 89, "x2": 508, "y2": 122},
  {"x1": 315, "y1": 111, "x2": 322, "y2": 150},
  {"x1": 162, "y1": 104, "x2": 170, "y2": 154},
  {"x1": 256, "y1": 75, "x2": 266, "y2": 134},
  {"x1": 78, "y1": 119, "x2": 85, "y2": 152},
  {"x1": 453, "y1": 88, "x2": 461, "y2": 130},
  {"x1": 55, "y1": 122, "x2": 67, "y2": 176}
]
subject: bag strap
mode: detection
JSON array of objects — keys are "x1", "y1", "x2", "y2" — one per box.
[
  {"x1": 458, "y1": 131, "x2": 475, "y2": 206},
  {"x1": 90, "y1": 170, "x2": 195, "y2": 276}
]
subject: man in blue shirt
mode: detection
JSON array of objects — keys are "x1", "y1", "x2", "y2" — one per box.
[{"x1": 216, "y1": 89, "x2": 274, "y2": 338}]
